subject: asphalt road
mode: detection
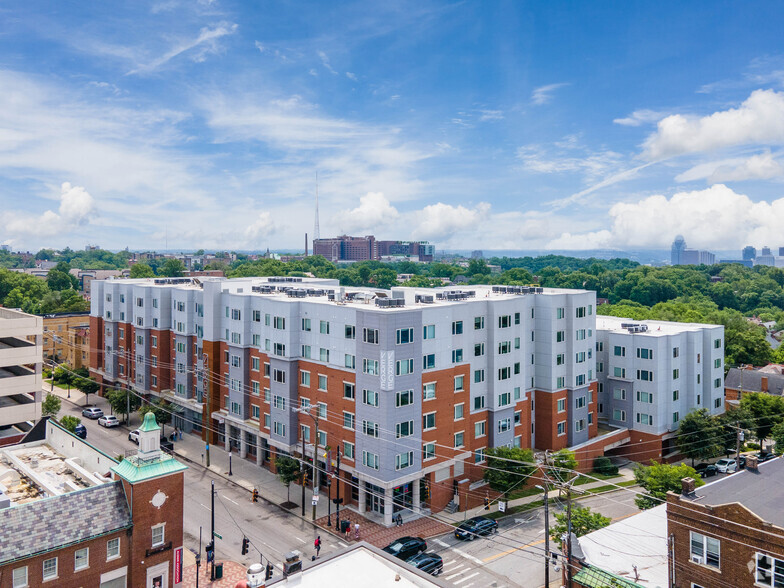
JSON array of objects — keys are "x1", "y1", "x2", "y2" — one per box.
[{"x1": 64, "y1": 397, "x2": 642, "y2": 587}]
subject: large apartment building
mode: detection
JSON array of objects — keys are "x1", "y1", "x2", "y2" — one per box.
[
  {"x1": 596, "y1": 316, "x2": 725, "y2": 462},
  {"x1": 0, "y1": 308, "x2": 43, "y2": 446},
  {"x1": 89, "y1": 277, "x2": 601, "y2": 522}
]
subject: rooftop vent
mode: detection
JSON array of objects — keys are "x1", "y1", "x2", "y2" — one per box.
[
  {"x1": 415, "y1": 294, "x2": 435, "y2": 304},
  {"x1": 375, "y1": 298, "x2": 405, "y2": 308}
]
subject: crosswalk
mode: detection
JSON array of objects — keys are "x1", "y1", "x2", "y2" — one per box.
[{"x1": 431, "y1": 539, "x2": 486, "y2": 587}]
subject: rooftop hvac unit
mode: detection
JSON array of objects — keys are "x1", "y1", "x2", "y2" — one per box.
[{"x1": 415, "y1": 294, "x2": 434, "y2": 304}]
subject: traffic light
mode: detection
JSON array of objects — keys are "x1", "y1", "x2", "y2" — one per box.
[
  {"x1": 241, "y1": 537, "x2": 249, "y2": 556},
  {"x1": 265, "y1": 563, "x2": 274, "y2": 580},
  {"x1": 206, "y1": 542, "x2": 214, "y2": 563},
  {"x1": 252, "y1": 488, "x2": 259, "y2": 502}
]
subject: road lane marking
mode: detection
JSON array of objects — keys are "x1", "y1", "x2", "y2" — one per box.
[
  {"x1": 225, "y1": 497, "x2": 239, "y2": 506},
  {"x1": 338, "y1": 541, "x2": 348, "y2": 547},
  {"x1": 451, "y1": 548, "x2": 484, "y2": 565},
  {"x1": 445, "y1": 570, "x2": 465, "y2": 581},
  {"x1": 434, "y1": 539, "x2": 449, "y2": 547},
  {"x1": 275, "y1": 563, "x2": 284, "y2": 570},
  {"x1": 483, "y1": 538, "x2": 545, "y2": 563},
  {"x1": 454, "y1": 572, "x2": 479, "y2": 585},
  {"x1": 198, "y1": 503, "x2": 210, "y2": 510}
]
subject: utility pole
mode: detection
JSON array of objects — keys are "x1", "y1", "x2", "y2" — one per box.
[
  {"x1": 312, "y1": 416, "x2": 320, "y2": 522},
  {"x1": 566, "y1": 484, "x2": 573, "y2": 588},
  {"x1": 196, "y1": 526, "x2": 202, "y2": 588},
  {"x1": 536, "y1": 484, "x2": 550, "y2": 588},
  {"x1": 335, "y1": 450, "x2": 341, "y2": 528},
  {"x1": 301, "y1": 428, "x2": 306, "y2": 517},
  {"x1": 211, "y1": 480, "x2": 216, "y2": 581},
  {"x1": 736, "y1": 424, "x2": 745, "y2": 471}
]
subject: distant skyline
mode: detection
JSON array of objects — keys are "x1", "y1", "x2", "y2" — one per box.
[{"x1": 3, "y1": 2, "x2": 784, "y2": 252}]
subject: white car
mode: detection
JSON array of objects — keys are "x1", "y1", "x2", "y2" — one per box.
[
  {"x1": 98, "y1": 415, "x2": 120, "y2": 428},
  {"x1": 128, "y1": 429, "x2": 140, "y2": 444},
  {"x1": 715, "y1": 458, "x2": 737, "y2": 473}
]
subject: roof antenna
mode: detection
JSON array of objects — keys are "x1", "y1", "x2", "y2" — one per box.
[{"x1": 314, "y1": 171, "x2": 320, "y2": 241}]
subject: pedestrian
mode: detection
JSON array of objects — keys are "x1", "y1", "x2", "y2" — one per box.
[
  {"x1": 344, "y1": 521, "x2": 351, "y2": 539},
  {"x1": 354, "y1": 522, "x2": 360, "y2": 541},
  {"x1": 397, "y1": 513, "x2": 403, "y2": 526},
  {"x1": 314, "y1": 535, "x2": 321, "y2": 557}
]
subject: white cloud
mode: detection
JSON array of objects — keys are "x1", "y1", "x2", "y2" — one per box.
[
  {"x1": 127, "y1": 22, "x2": 238, "y2": 74},
  {"x1": 643, "y1": 89, "x2": 784, "y2": 160},
  {"x1": 254, "y1": 41, "x2": 265, "y2": 53},
  {"x1": 346, "y1": 72, "x2": 357, "y2": 81},
  {"x1": 6, "y1": 182, "x2": 96, "y2": 238},
  {"x1": 517, "y1": 143, "x2": 624, "y2": 180},
  {"x1": 613, "y1": 109, "x2": 665, "y2": 127},
  {"x1": 675, "y1": 151, "x2": 784, "y2": 183},
  {"x1": 531, "y1": 83, "x2": 569, "y2": 106},
  {"x1": 337, "y1": 192, "x2": 399, "y2": 233},
  {"x1": 317, "y1": 50, "x2": 338, "y2": 75},
  {"x1": 244, "y1": 211, "x2": 276, "y2": 241},
  {"x1": 411, "y1": 202, "x2": 490, "y2": 241},
  {"x1": 478, "y1": 110, "x2": 504, "y2": 121},
  {"x1": 547, "y1": 184, "x2": 784, "y2": 250}
]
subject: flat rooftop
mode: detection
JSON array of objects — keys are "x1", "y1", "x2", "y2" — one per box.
[
  {"x1": 597, "y1": 315, "x2": 721, "y2": 336},
  {"x1": 0, "y1": 441, "x2": 111, "y2": 507}
]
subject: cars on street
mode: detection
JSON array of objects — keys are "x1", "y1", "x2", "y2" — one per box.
[
  {"x1": 128, "y1": 429, "x2": 140, "y2": 443},
  {"x1": 98, "y1": 415, "x2": 120, "y2": 428},
  {"x1": 694, "y1": 463, "x2": 718, "y2": 478},
  {"x1": 382, "y1": 537, "x2": 427, "y2": 561},
  {"x1": 81, "y1": 407, "x2": 104, "y2": 419},
  {"x1": 406, "y1": 552, "x2": 443, "y2": 576},
  {"x1": 454, "y1": 516, "x2": 499, "y2": 540},
  {"x1": 73, "y1": 424, "x2": 87, "y2": 439},
  {"x1": 715, "y1": 458, "x2": 737, "y2": 473},
  {"x1": 756, "y1": 452, "x2": 777, "y2": 463}
]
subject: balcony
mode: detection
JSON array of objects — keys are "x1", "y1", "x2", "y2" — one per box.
[
  {"x1": 0, "y1": 337, "x2": 41, "y2": 369},
  {"x1": 0, "y1": 366, "x2": 39, "y2": 396},
  {"x1": 0, "y1": 394, "x2": 39, "y2": 427}
]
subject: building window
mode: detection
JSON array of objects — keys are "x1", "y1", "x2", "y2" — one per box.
[
  {"x1": 396, "y1": 358, "x2": 414, "y2": 375},
  {"x1": 423, "y1": 412, "x2": 436, "y2": 430},
  {"x1": 363, "y1": 359, "x2": 379, "y2": 375},
  {"x1": 363, "y1": 328, "x2": 379, "y2": 344},
  {"x1": 273, "y1": 369, "x2": 285, "y2": 383},
  {"x1": 755, "y1": 552, "x2": 784, "y2": 587},
  {"x1": 474, "y1": 343, "x2": 485, "y2": 356},
  {"x1": 714, "y1": 338, "x2": 721, "y2": 349},
  {"x1": 454, "y1": 432, "x2": 465, "y2": 447},
  {"x1": 396, "y1": 327, "x2": 414, "y2": 344},
  {"x1": 690, "y1": 532, "x2": 720, "y2": 568},
  {"x1": 151, "y1": 524, "x2": 165, "y2": 547},
  {"x1": 74, "y1": 547, "x2": 89, "y2": 571},
  {"x1": 637, "y1": 370, "x2": 653, "y2": 382},
  {"x1": 344, "y1": 354, "x2": 356, "y2": 369},
  {"x1": 673, "y1": 412, "x2": 680, "y2": 423},
  {"x1": 42, "y1": 558, "x2": 58, "y2": 581},
  {"x1": 302, "y1": 318, "x2": 311, "y2": 331},
  {"x1": 557, "y1": 421, "x2": 566, "y2": 436},
  {"x1": 396, "y1": 451, "x2": 414, "y2": 470},
  {"x1": 363, "y1": 389, "x2": 379, "y2": 407},
  {"x1": 454, "y1": 404, "x2": 464, "y2": 420},
  {"x1": 613, "y1": 409, "x2": 626, "y2": 422},
  {"x1": 362, "y1": 451, "x2": 379, "y2": 470},
  {"x1": 273, "y1": 343, "x2": 286, "y2": 357},
  {"x1": 319, "y1": 348, "x2": 330, "y2": 362},
  {"x1": 636, "y1": 348, "x2": 653, "y2": 359},
  {"x1": 714, "y1": 378, "x2": 722, "y2": 388},
  {"x1": 300, "y1": 371, "x2": 311, "y2": 386},
  {"x1": 556, "y1": 330, "x2": 565, "y2": 342},
  {"x1": 362, "y1": 420, "x2": 379, "y2": 438},
  {"x1": 474, "y1": 316, "x2": 485, "y2": 329},
  {"x1": 576, "y1": 374, "x2": 586, "y2": 386},
  {"x1": 343, "y1": 442, "x2": 355, "y2": 460},
  {"x1": 498, "y1": 419, "x2": 511, "y2": 433},
  {"x1": 301, "y1": 345, "x2": 311, "y2": 359},
  {"x1": 12, "y1": 566, "x2": 27, "y2": 588},
  {"x1": 302, "y1": 424, "x2": 311, "y2": 443},
  {"x1": 614, "y1": 367, "x2": 626, "y2": 378},
  {"x1": 474, "y1": 396, "x2": 486, "y2": 410},
  {"x1": 343, "y1": 412, "x2": 355, "y2": 430},
  {"x1": 318, "y1": 374, "x2": 328, "y2": 391},
  {"x1": 498, "y1": 341, "x2": 511, "y2": 354},
  {"x1": 396, "y1": 420, "x2": 414, "y2": 438},
  {"x1": 474, "y1": 369, "x2": 485, "y2": 383},
  {"x1": 574, "y1": 419, "x2": 585, "y2": 433},
  {"x1": 345, "y1": 324, "x2": 356, "y2": 339},
  {"x1": 576, "y1": 329, "x2": 586, "y2": 340},
  {"x1": 273, "y1": 421, "x2": 286, "y2": 437},
  {"x1": 320, "y1": 320, "x2": 330, "y2": 334},
  {"x1": 451, "y1": 348, "x2": 464, "y2": 363},
  {"x1": 498, "y1": 392, "x2": 511, "y2": 407},
  {"x1": 396, "y1": 389, "x2": 414, "y2": 407},
  {"x1": 557, "y1": 376, "x2": 565, "y2": 388},
  {"x1": 575, "y1": 396, "x2": 586, "y2": 409},
  {"x1": 343, "y1": 382, "x2": 355, "y2": 399},
  {"x1": 475, "y1": 420, "x2": 486, "y2": 437},
  {"x1": 423, "y1": 354, "x2": 435, "y2": 370},
  {"x1": 264, "y1": 414, "x2": 270, "y2": 429},
  {"x1": 452, "y1": 321, "x2": 463, "y2": 335},
  {"x1": 423, "y1": 324, "x2": 435, "y2": 339},
  {"x1": 498, "y1": 315, "x2": 511, "y2": 328},
  {"x1": 273, "y1": 395, "x2": 285, "y2": 410},
  {"x1": 454, "y1": 375, "x2": 464, "y2": 392},
  {"x1": 252, "y1": 405, "x2": 260, "y2": 419},
  {"x1": 614, "y1": 346, "x2": 625, "y2": 357},
  {"x1": 423, "y1": 442, "x2": 436, "y2": 460}
]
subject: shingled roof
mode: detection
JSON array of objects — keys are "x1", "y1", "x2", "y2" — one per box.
[
  {"x1": 0, "y1": 480, "x2": 132, "y2": 565},
  {"x1": 725, "y1": 367, "x2": 784, "y2": 396}
]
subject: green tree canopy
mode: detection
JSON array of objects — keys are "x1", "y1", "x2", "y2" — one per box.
[
  {"x1": 634, "y1": 462, "x2": 704, "y2": 510},
  {"x1": 550, "y1": 506, "x2": 611, "y2": 547},
  {"x1": 676, "y1": 409, "x2": 723, "y2": 465},
  {"x1": 771, "y1": 421, "x2": 784, "y2": 455},
  {"x1": 159, "y1": 258, "x2": 186, "y2": 277},
  {"x1": 275, "y1": 455, "x2": 302, "y2": 503},
  {"x1": 42, "y1": 393, "x2": 61, "y2": 418},
  {"x1": 546, "y1": 449, "x2": 579, "y2": 484},
  {"x1": 105, "y1": 388, "x2": 142, "y2": 424},
  {"x1": 60, "y1": 415, "x2": 81, "y2": 432},
  {"x1": 482, "y1": 447, "x2": 536, "y2": 494},
  {"x1": 740, "y1": 392, "x2": 784, "y2": 442},
  {"x1": 130, "y1": 263, "x2": 156, "y2": 278}
]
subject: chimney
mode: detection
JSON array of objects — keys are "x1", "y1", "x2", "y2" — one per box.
[
  {"x1": 681, "y1": 477, "x2": 696, "y2": 495},
  {"x1": 746, "y1": 455, "x2": 759, "y2": 471},
  {"x1": 761, "y1": 377, "x2": 768, "y2": 392}
]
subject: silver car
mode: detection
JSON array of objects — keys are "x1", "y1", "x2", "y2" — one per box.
[
  {"x1": 715, "y1": 458, "x2": 737, "y2": 473},
  {"x1": 98, "y1": 415, "x2": 120, "y2": 428},
  {"x1": 81, "y1": 407, "x2": 104, "y2": 419}
]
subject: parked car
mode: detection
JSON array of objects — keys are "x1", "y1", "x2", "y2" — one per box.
[
  {"x1": 81, "y1": 407, "x2": 104, "y2": 419},
  {"x1": 756, "y1": 452, "x2": 777, "y2": 463},
  {"x1": 454, "y1": 516, "x2": 499, "y2": 540},
  {"x1": 715, "y1": 458, "x2": 737, "y2": 473},
  {"x1": 406, "y1": 552, "x2": 443, "y2": 576},
  {"x1": 128, "y1": 429, "x2": 140, "y2": 444},
  {"x1": 694, "y1": 463, "x2": 718, "y2": 478},
  {"x1": 73, "y1": 424, "x2": 87, "y2": 439},
  {"x1": 98, "y1": 415, "x2": 120, "y2": 428},
  {"x1": 382, "y1": 537, "x2": 427, "y2": 561}
]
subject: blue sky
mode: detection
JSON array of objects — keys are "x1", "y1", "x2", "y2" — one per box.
[{"x1": 2, "y1": 1, "x2": 784, "y2": 253}]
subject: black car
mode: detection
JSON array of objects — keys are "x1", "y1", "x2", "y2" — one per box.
[
  {"x1": 756, "y1": 452, "x2": 777, "y2": 462},
  {"x1": 382, "y1": 537, "x2": 427, "y2": 561},
  {"x1": 694, "y1": 463, "x2": 718, "y2": 478},
  {"x1": 73, "y1": 424, "x2": 87, "y2": 439},
  {"x1": 455, "y1": 516, "x2": 499, "y2": 540},
  {"x1": 406, "y1": 552, "x2": 443, "y2": 576}
]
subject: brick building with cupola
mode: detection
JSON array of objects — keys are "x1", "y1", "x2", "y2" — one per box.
[{"x1": 0, "y1": 415, "x2": 186, "y2": 588}]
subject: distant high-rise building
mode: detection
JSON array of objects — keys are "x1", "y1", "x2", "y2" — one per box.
[
  {"x1": 755, "y1": 246, "x2": 776, "y2": 267},
  {"x1": 762, "y1": 246, "x2": 772, "y2": 256},
  {"x1": 743, "y1": 246, "x2": 757, "y2": 261},
  {"x1": 471, "y1": 250, "x2": 483, "y2": 259},
  {"x1": 671, "y1": 235, "x2": 686, "y2": 266},
  {"x1": 313, "y1": 235, "x2": 434, "y2": 262}
]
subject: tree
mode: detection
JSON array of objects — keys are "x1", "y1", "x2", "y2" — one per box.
[
  {"x1": 771, "y1": 421, "x2": 784, "y2": 455},
  {"x1": 676, "y1": 409, "x2": 723, "y2": 465},
  {"x1": 546, "y1": 449, "x2": 579, "y2": 484},
  {"x1": 482, "y1": 447, "x2": 536, "y2": 494},
  {"x1": 740, "y1": 392, "x2": 784, "y2": 443},
  {"x1": 105, "y1": 388, "x2": 142, "y2": 424},
  {"x1": 46, "y1": 269, "x2": 77, "y2": 291},
  {"x1": 550, "y1": 506, "x2": 610, "y2": 546},
  {"x1": 130, "y1": 263, "x2": 155, "y2": 278},
  {"x1": 275, "y1": 456, "x2": 302, "y2": 504},
  {"x1": 60, "y1": 415, "x2": 81, "y2": 432},
  {"x1": 75, "y1": 375, "x2": 100, "y2": 406},
  {"x1": 634, "y1": 462, "x2": 704, "y2": 509},
  {"x1": 41, "y1": 393, "x2": 61, "y2": 418},
  {"x1": 593, "y1": 456, "x2": 618, "y2": 476},
  {"x1": 159, "y1": 258, "x2": 186, "y2": 277}
]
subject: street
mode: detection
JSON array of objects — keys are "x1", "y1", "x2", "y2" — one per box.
[{"x1": 58, "y1": 392, "x2": 642, "y2": 587}]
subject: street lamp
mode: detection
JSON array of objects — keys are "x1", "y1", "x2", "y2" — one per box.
[{"x1": 294, "y1": 406, "x2": 320, "y2": 521}]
